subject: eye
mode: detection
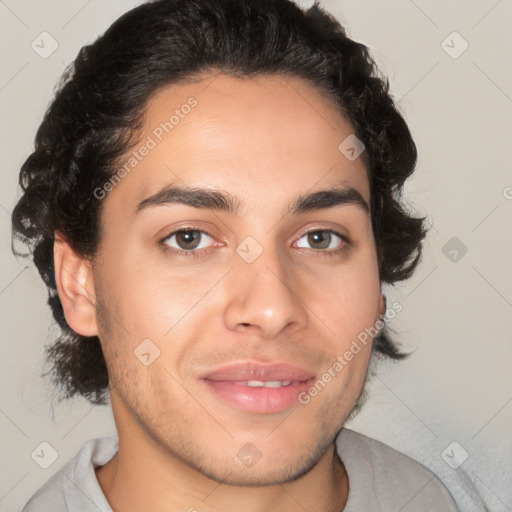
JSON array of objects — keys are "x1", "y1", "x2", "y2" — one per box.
[
  {"x1": 295, "y1": 229, "x2": 349, "y2": 255},
  {"x1": 158, "y1": 227, "x2": 350, "y2": 258},
  {"x1": 160, "y1": 228, "x2": 215, "y2": 256}
]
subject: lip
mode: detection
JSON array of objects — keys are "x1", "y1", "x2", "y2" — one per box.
[
  {"x1": 200, "y1": 361, "x2": 316, "y2": 382},
  {"x1": 200, "y1": 361, "x2": 316, "y2": 414}
]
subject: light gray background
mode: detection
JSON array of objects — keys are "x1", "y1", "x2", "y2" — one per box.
[{"x1": 1, "y1": 1, "x2": 511, "y2": 511}]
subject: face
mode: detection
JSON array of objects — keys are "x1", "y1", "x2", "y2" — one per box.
[{"x1": 88, "y1": 72, "x2": 384, "y2": 485}]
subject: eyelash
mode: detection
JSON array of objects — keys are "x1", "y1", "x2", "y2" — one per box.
[{"x1": 158, "y1": 227, "x2": 351, "y2": 258}]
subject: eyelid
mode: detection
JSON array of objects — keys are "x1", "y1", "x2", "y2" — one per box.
[
  {"x1": 295, "y1": 224, "x2": 349, "y2": 243},
  {"x1": 157, "y1": 221, "x2": 221, "y2": 244}
]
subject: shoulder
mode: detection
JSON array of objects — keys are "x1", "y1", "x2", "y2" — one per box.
[
  {"x1": 21, "y1": 435, "x2": 118, "y2": 512},
  {"x1": 336, "y1": 428, "x2": 460, "y2": 511},
  {"x1": 21, "y1": 469, "x2": 68, "y2": 512}
]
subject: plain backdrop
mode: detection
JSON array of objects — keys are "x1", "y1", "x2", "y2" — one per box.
[{"x1": 1, "y1": 1, "x2": 511, "y2": 511}]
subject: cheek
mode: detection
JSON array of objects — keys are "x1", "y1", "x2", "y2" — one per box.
[
  {"x1": 303, "y1": 257, "x2": 381, "y2": 342},
  {"x1": 97, "y1": 229, "x2": 381, "y2": 345},
  {"x1": 96, "y1": 241, "x2": 185, "y2": 334}
]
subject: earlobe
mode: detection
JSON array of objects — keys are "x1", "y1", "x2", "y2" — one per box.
[{"x1": 53, "y1": 231, "x2": 99, "y2": 337}]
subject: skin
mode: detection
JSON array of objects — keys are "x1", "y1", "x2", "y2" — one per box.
[{"x1": 54, "y1": 72, "x2": 385, "y2": 512}]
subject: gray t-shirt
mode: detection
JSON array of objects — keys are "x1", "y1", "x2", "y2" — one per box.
[{"x1": 22, "y1": 428, "x2": 459, "y2": 511}]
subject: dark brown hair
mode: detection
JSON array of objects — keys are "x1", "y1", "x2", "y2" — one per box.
[{"x1": 11, "y1": 0, "x2": 428, "y2": 405}]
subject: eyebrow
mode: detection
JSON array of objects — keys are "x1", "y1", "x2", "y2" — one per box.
[{"x1": 134, "y1": 181, "x2": 370, "y2": 218}]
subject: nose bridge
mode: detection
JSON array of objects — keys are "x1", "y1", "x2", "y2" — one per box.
[{"x1": 223, "y1": 235, "x2": 307, "y2": 338}]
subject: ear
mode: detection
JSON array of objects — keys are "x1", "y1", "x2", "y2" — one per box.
[
  {"x1": 53, "y1": 231, "x2": 99, "y2": 337},
  {"x1": 379, "y1": 293, "x2": 387, "y2": 319}
]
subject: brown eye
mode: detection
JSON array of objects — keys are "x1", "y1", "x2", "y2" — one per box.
[
  {"x1": 295, "y1": 229, "x2": 350, "y2": 255},
  {"x1": 307, "y1": 231, "x2": 331, "y2": 249},
  {"x1": 161, "y1": 229, "x2": 214, "y2": 254},
  {"x1": 175, "y1": 230, "x2": 202, "y2": 250}
]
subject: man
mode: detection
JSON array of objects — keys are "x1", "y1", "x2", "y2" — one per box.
[{"x1": 13, "y1": 0, "x2": 460, "y2": 510}]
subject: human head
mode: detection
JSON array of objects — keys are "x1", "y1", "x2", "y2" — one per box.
[{"x1": 11, "y1": 0, "x2": 426, "y2": 411}]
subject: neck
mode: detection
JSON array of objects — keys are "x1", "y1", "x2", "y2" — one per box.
[{"x1": 95, "y1": 432, "x2": 349, "y2": 512}]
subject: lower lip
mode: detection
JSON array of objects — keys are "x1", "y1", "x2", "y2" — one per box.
[{"x1": 201, "y1": 379, "x2": 315, "y2": 413}]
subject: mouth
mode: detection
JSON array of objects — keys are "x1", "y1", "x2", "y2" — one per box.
[{"x1": 199, "y1": 361, "x2": 316, "y2": 414}]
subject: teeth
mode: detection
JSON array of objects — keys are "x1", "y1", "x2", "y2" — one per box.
[
  {"x1": 247, "y1": 380, "x2": 266, "y2": 387},
  {"x1": 235, "y1": 380, "x2": 293, "y2": 388}
]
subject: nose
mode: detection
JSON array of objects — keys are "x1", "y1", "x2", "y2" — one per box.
[{"x1": 223, "y1": 245, "x2": 308, "y2": 340}]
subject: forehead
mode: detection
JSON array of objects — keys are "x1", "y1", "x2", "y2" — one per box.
[{"x1": 103, "y1": 72, "x2": 369, "y2": 218}]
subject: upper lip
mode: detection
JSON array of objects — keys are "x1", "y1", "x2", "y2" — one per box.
[{"x1": 200, "y1": 361, "x2": 316, "y2": 382}]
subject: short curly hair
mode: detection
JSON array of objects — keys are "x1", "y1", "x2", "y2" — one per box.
[{"x1": 11, "y1": 0, "x2": 428, "y2": 406}]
